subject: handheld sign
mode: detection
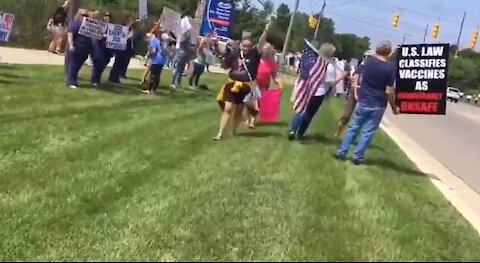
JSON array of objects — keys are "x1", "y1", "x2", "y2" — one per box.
[
  {"x1": 396, "y1": 43, "x2": 450, "y2": 115},
  {"x1": 139, "y1": 0, "x2": 148, "y2": 20},
  {"x1": 0, "y1": 12, "x2": 15, "y2": 42},
  {"x1": 160, "y1": 7, "x2": 181, "y2": 35},
  {"x1": 106, "y1": 23, "x2": 128, "y2": 50},
  {"x1": 79, "y1": 17, "x2": 108, "y2": 40}
]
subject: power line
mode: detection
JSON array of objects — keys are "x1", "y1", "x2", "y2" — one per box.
[
  {"x1": 329, "y1": 0, "x2": 371, "y2": 9},
  {"x1": 327, "y1": 11, "x2": 424, "y2": 40}
]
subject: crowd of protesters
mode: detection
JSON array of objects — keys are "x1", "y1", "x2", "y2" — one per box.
[{"x1": 45, "y1": 1, "x2": 400, "y2": 165}]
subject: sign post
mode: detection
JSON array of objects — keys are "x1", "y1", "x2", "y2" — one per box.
[{"x1": 395, "y1": 43, "x2": 450, "y2": 115}]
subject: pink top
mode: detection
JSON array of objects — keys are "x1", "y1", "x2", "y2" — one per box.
[{"x1": 256, "y1": 58, "x2": 277, "y2": 88}]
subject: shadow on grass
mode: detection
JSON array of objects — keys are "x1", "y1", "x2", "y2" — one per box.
[
  {"x1": 237, "y1": 131, "x2": 283, "y2": 138},
  {"x1": 0, "y1": 72, "x2": 27, "y2": 80},
  {"x1": 257, "y1": 121, "x2": 288, "y2": 128},
  {"x1": 364, "y1": 157, "x2": 435, "y2": 178}
]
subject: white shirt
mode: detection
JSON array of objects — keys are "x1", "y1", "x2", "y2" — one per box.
[{"x1": 314, "y1": 63, "x2": 337, "y2": 96}]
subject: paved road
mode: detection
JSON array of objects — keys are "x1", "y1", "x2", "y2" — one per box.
[{"x1": 385, "y1": 101, "x2": 480, "y2": 194}]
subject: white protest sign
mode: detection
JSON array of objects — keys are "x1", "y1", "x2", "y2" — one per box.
[
  {"x1": 242, "y1": 31, "x2": 251, "y2": 40},
  {"x1": 180, "y1": 17, "x2": 192, "y2": 34},
  {"x1": 139, "y1": 0, "x2": 148, "y2": 20},
  {"x1": 106, "y1": 23, "x2": 129, "y2": 50},
  {"x1": 160, "y1": 7, "x2": 181, "y2": 34},
  {"x1": 0, "y1": 12, "x2": 15, "y2": 42},
  {"x1": 79, "y1": 17, "x2": 108, "y2": 40}
]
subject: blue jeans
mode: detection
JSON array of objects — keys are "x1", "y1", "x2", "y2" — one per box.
[
  {"x1": 67, "y1": 48, "x2": 90, "y2": 86},
  {"x1": 336, "y1": 103, "x2": 386, "y2": 162},
  {"x1": 91, "y1": 56, "x2": 110, "y2": 84},
  {"x1": 189, "y1": 62, "x2": 205, "y2": 87},
  {"x1": 172, "y1": 57, "x2": 188, "y2": 86},
  {"x1": 290, "y1": 95, "x2": 325, "y2": 138}
]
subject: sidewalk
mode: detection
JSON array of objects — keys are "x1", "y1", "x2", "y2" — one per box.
[{"x1": 0, "y1": 46, "x2": 227, "y2": 74}]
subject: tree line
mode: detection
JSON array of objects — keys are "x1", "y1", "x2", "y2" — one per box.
[{"x1": 1, "y1": 0, "x2": 370, "y2": 59}]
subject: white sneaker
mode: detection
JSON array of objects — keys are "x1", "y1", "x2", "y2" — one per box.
[
  {"x1": 170, "y1": 84, "x2": 177, "y2": 89},
  {"x1": 189, "y1": 85, "x2": 197, "y2": 90},
  {"x1": 92, "y1": 83, "x2": 99, "y2": 87},
  {"x1": 69, "y1": 85, "x2": 78, "y2": 89}
]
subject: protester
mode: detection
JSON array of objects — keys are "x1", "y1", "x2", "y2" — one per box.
[
  {"x1": 170, "y1": 30, "x2": 192, "y2": 89},
  {"x1": 205, "y1": 46, "x2": 215, "y2": 73},
  {"x1": 334, "y1": 50, "x2": 374, "y2": 138},
  {"x1": 289, "y1": 43, "x2": 348, "y2": 141},
  {"x1": 143, "y1": 27, "x2": 166, "y2": 94},
  {"x1": 66, "y1": 9, "x2": 93, "y2": 89},
  {"x1": 188, "y1": 37, "x2": 210, "y2": 89},
  {"x1": 335, "y1": 41, "x2": 399, "y2": 165},
  {"x1": 214, "y1": 22, "x2": 271, "y2": 140},
  {"x1": 108, "y1": 15, "x2": 140, "y2": 83},
  {"x1": 244, "y1": 42, "x2": 282, "y2": 129},
  {"x1": 91, "y1": 12, "x2": 113, "y2": 86},
  {"x1": 47, "y1": 0, "x2": 69, "y2": 54},
  {"x1": 140, "y1": 33, "x2": 155, "y2": 85}
]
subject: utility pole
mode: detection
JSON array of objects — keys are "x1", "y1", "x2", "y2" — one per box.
[
  {"x1": 281, "y1": 0, "x2": 300, "y2": 56},
  {"x1": 456, "y1": 11, "x2": 466, "y2": 48},
  {"x1": 401, "y1": 33, "x2": 406, "y2": 44},
  {"x1": 423, "y1": 24, "x2": 428, "y2": 43},
  {"x1": 64, "y1": 0, "x2": 81, "y2": 75},
  {"x1": 313, "y1": 0, "x2": 326, "y2": 40}
]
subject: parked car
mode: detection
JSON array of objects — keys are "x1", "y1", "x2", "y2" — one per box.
[
  {"x1": 475, "y1": 94, "x2": 480, "y2": 105},
  {"x1": 466, "y1": 94, "x2": 473, "y2": 101},
  {"x1": 446, "y1": 87, "x2": 461, "y2": 103}
]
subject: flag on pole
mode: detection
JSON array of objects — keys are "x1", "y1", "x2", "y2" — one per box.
[
  {"x1": 209, "y1": 29, "x2": 218, "y2": 39},
  {"x1": 292, "y1": 39, "x2": 329, "y2": 113}
]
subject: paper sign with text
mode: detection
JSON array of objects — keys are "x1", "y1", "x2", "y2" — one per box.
[
  {"x1": 106, "y1": 23, "x2": 129, "y2": 50},
  {"x1": 79, "y1": 17, "x2": 108, "y2": 40},
  {"x1": 0, "y1": 12, "x2": 15, "y2": 42},
  {"x1": 160, "y1": 7, "x2": 181, "y2": 35},
  {"x1": 139, "y1": 0, "x2": 148, "y2": 19},
  {"x1": 396, "y1": 43, "x2": 450, "y2": 115}
]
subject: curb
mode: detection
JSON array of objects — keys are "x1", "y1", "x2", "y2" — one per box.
[{"x1": 381, "y1": 117, "x2": 480, "y2": 235}]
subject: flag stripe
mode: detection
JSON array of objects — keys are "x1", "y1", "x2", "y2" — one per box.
[{"x1": 293, "y1": 39, "x2": 329, "y2": 113}]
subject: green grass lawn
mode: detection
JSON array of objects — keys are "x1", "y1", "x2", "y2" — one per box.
[{"x1": 1, "y1": 64, "x2": 480, "y2": 261}]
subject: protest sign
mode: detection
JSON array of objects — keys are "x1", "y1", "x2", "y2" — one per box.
[
  {"x1": 396, "y1": 43, "x2": 450, "y2": 115},
  {"x1": 242, "y1": 31, "x2": 251, "y2": 40},
  {"x1": 160, "y1": 7, "x2": 181, "y2": 35},
  {"x1": 139, "y1": 0, "x2": 148, "y2": 19},
  {"x1": 200, "y1": 0, "x2": 235, "y2": 38},
  {"x1": 106, "y1": 23, "x2": 129, "y2": 51},
  {"x1": 0, "y1": 12, "x2": 15, "y2": 42},
  {"x1": 79, "y1": 17, "x2": 108, "y2": 40}
]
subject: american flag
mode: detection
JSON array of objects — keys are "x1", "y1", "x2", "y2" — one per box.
[
  {"x1": 293, "y1": 40, "x2": 329, "y2": 113},
  {"x1": 209, "y1": 29, "x2": 219, "y2": 39}
]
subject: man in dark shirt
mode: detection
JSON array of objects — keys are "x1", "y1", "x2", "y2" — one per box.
[
  {"x1": 335, "y1": 41, "x2": 399, "y2": 165},
  {"x1": 228, "y1": 22, "x2": 271, "y2": 82}
]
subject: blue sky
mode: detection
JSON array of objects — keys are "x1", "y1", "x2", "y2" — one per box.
[{"x1": 264, "y1": 0, "x2": 480, "y2": 49}]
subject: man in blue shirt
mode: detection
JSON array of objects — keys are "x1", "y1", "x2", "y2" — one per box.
[
  {"x1": 335, "y1": 41, "x2": 399, "y2": 165},
  {"x1": 143, "y1": 29, "x2": 166, "y2": 94}
]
